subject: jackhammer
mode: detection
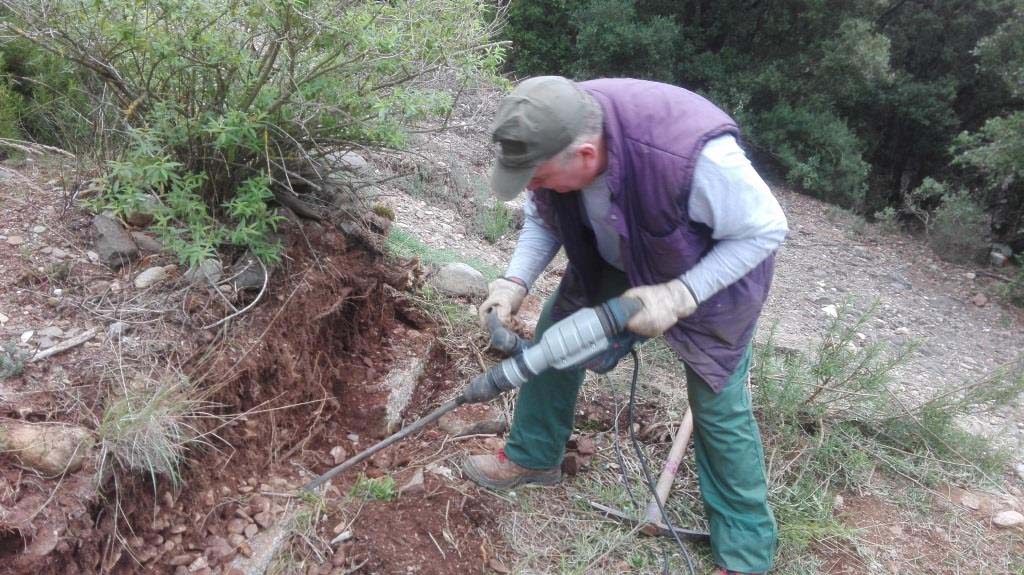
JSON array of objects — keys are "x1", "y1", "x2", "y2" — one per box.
[{"x1": 302, "y1": 296, "x2": 643, "y2": 491}]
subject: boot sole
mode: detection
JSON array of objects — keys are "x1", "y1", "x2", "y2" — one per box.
[{"x1": 461, "y1": 458, "x2": 561, "y2": 490}]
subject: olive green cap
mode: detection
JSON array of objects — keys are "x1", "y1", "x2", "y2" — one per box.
[{"x1": 489, "y1": 76, "x2": 588, "y2": 200}]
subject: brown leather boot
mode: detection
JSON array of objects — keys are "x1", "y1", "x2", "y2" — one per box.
[{"x1": 462, "y1": 448, "x2": 561, "y2": 490}]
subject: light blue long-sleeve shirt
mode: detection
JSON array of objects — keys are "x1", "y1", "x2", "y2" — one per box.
[{"x1": 505, "y1": 135, "x2": 788, "y2": 303}]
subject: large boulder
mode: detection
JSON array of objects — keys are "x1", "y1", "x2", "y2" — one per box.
[{"x1": 92, "y1": 214, "x2": 139, "y2": 269}]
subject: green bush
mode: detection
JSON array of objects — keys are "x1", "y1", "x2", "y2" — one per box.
[
  {"x1": 929, "y1": 189, "x2": 989, "y2": 263},
  {"x1": 502, "y1": 0, "x2": 575, "y2": 76},
  {"x1": 477, "y1": 201, "x2": 515, "y2": 244},
  {"x1": 5, "y1": 0, "x2": 502, "y2": 264},
  {"x1": 0, "y1": 53, "x2": 24, "y2": 140},
  {"x1": 570, "y1": 0, "x2": 679, "y2": 82},
  {"x1": 751, "y1": 103, "x2": 869, "y2": 210}
]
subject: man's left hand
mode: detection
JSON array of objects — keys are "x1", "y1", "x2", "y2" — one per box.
[{"x1": 622, "y1": 280, "x2": 697, "y2": 337}]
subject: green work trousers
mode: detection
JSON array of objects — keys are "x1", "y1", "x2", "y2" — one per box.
[{"x1": 504, "y1": 268, "x2": 778, "y2": 573}]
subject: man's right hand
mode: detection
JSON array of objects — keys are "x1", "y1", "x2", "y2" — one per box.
[{"x1": 478, "y1": 277, "x2": 527, "y2": 328}]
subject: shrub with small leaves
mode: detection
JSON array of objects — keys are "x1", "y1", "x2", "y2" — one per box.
[
  {"x1": 5, "y1": 0, "x2": 503, "y2": 265},
  {"x1": 349, "y1": 474, "x2": 397, "y2": 502},
  {"x1": 0, "y1": 340, "x2": 27, "y2": 380}
]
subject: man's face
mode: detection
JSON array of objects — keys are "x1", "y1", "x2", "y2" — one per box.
[{"x1": 526, "y1": 143, "x2": 602, "y2": 193}]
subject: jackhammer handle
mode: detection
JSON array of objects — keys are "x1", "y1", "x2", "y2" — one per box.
[
  {"x1": 484, "y1": 309, "x2": 528, "y2": 355},
  {"x1": 605, "y1": 296, "x2": 644, "y2": 334}
]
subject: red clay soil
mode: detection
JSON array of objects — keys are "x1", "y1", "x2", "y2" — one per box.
[{"x1": 1, "y1": 213, "x2": 507, "y2": 574}]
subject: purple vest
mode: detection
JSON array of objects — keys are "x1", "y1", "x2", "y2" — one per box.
[{"x1": 534, "y1": 78, "x2": 774, "y2": 392}]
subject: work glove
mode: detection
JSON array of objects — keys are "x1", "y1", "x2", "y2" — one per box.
[
  {"x1": 622, "y1": 279, "x2": 697, "y2": 338},
  {"x1": 462, "y1": 373, "x2": 502, "y2": 403},
  {"x1": 478, "y1": 277, "x2": 527, "y2": 328}
]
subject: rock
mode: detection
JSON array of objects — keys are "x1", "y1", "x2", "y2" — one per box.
[
  {"x1": 576, "y1": 437, "x2": 596, "y2": 456},
  {"x1": 20, "y1": 330, "x2": 33, "y2": 343},
  {"x1": 38, "y1": 326, "x2": 64, "y2": 338},
  {"x1": 188, "y1": 555, "x2": 208, "y2": 571},
  {"x1": 965, "y1": 272, "x2": 976, "y2": 280},
  {"x1": 428, "y1": 263, "x2": 487, "y2": 298},
  {"x1": 86, "y1": 250, "x2": 100, "y2": 263},
  {"x1": 347, "y1": 433, "x2": 359, "y2": 443},
  {"x1": 972, "y1": 293, "x2": 988, "y2": 307},
  {"x1": 384, "y1": 351, "x2": 430, "y2": 430},
  {"x1": 134, "y1": 265, "x2": 172, "y2": 289},
  {"x1": 168, "y1": 554, "x2": 194, "y2": 567},
  {"x1": 895, "y1": 326, "x2": 910, "y2": 335},
  {"x1": 25, "y1": 527, "x2": 60, "y2": 556},
  {"x1": 437, "y1": 411, "x2": 508, "y2": 437},
  {"x1": 227, "y1": 518, "x2": 247, "y2": 535},
  {"x1": 821, "y1": 304, "x2": 838, "y2": 318},
  {"x1": 229, "y1": 254, "x2": 266, "y2": 292},
  {"x1": 93, "y1": 214, "x2": 139, "y2": 269},
  {"x1": 227, "y1": 534, "x2": 245, "y2": 547},
  {"x1": 992, "y1": 510, "x2": 1024, "y2": 528},
  {"x1": 961, "y1": 492, "x2": 981, "y2": 510},
  {"x1": 31, "y1": 225, "x2": 46, "y2": 234},
  {"x1": 204, "y1": 536, "x2": 234, "y2": 561},
  {"x1": 50, "y1": 248, "x2": 68, "y2": 259},
  {"x1": 184, "y1": 258, "x2": 223, "y2": 286},
  {"x1": 1015, "y1": 462, "x2": 1024, "y2": 482},
  {"x1": 249, "y1": 496, "x2": 271, "y2": 515},
  {"x1": 327, "y1": 150, "x2": 369, "y2": 172},
  {"x1": 38, "y1": 337, "x2": 55, "y2": 350},
  {"x1": 254, "y1": 512, "x2": 273, "y2": 529},
  {"x1": 399, "y1": 468, "x2": 425, "y2": 496},
  {"x1": 0, "y1": 312, "x2": 7, "y2": 326},
  {"x1": 126, "y1": 195, "x2": 160, "y2": 228},
  {"x1": 226, "y1": 513, "x2": 295, "y2": 575},
  {"x1": 990, "y1": 251, "x2": 1008, "y2": 267},
  {"x1": 7, "y1": 235, "x2": 24, "y2": 246},
  {"x1": 330, "y1": 445, "x2": 349, "y2": 465},
  {"x1": 243, "y1": 524, "x2": 258, "y2": 538},
  {"x1": 0, "y1": 421, "x2": 92, "y2": 475},
  {"x1": 107, "y1": 322, "x2": 129, "y2": 341},
  {"x1": 131, "y1": 232, "x2": 164, "y2": 254},
  {"x1": 833, "y1": 494, "x2": 845, "y2": 511}
]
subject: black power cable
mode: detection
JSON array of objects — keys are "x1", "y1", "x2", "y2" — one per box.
[{"x1": 626, "y1": 349, "x2": 697, "y2": 575}]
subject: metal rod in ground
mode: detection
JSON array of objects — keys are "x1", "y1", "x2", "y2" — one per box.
[{"x1": 302, "y1": 396, "x2": 465, "y2": 492}]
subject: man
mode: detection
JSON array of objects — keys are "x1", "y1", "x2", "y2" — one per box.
[{"x1": 463, "y1": 76, "x2": 787, "y2": 574}]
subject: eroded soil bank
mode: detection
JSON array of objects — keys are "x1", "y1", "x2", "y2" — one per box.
[{"x1": 1, "y1": 221, "x2": 505, "y2": 575}]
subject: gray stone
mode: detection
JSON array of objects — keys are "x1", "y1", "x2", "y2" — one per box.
[
  {"x1": 1015, "y1": 462, "x2": 1024, "y2": 482},
  {"x1": 399, "y1": 468, "x2": 425, "y2": 496},
  {"x1": 438, "y1": 410, "x2": 509, "y2": 437},
  {"x1": 49, "y1": 248, "x2": 68, "y2": 259},
  {"x1": 384, "y1": 350, "x2": 430, "y2": 430},
  {"x1": 31, "y1": 225, "x2": 46, "y2": 234},
  {"x1": 184, "y1": 258, "x2": 223, "y2": 287},
  {"x1": 38, "y1": 326, "x2": 64, "y2": 338},
  {"x1": 230, "y1": 255, "x2": 266, "y2": 292},
  {"x1": 992, "y1": 510, "x2": 1024, "y2": 528},
  {"x1": 135, "y1": 266, "x2": 170, "y2": 289},
  {"x1": 107, "y1": 322, "x2": 129, "y2": 341},
  {"x1": 227, "y1": 512, "x2": 295, "y2": 575},
  {"x1": 131, "y1": 232, "x2": 164, "y2": 254},
  {"x1": 428, "y1": 262, "x2": 487, "y2": 298},
  {"x1": 93, "y1": 215, "x2": 139, "y2": 269},
  {"x1": 126, "y1": 195, "x2": 160, "y2": 228},
  {"x1": 327, "y1": 150, "x2": 369, "y2": 171},
  {"x1": 38, "y1": 337, "x2": 55, "y2": 350},
  {"x1": 7, "y1": 235, "x2": 24, "y2": 246}
]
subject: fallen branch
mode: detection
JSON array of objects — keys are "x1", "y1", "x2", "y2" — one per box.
[
  {"x1": 30, "y1": 328, "x2": 98, "y2": 363},
  {"x1": 974, "y1": 269, "x2": 1015, "y2": 283}
]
